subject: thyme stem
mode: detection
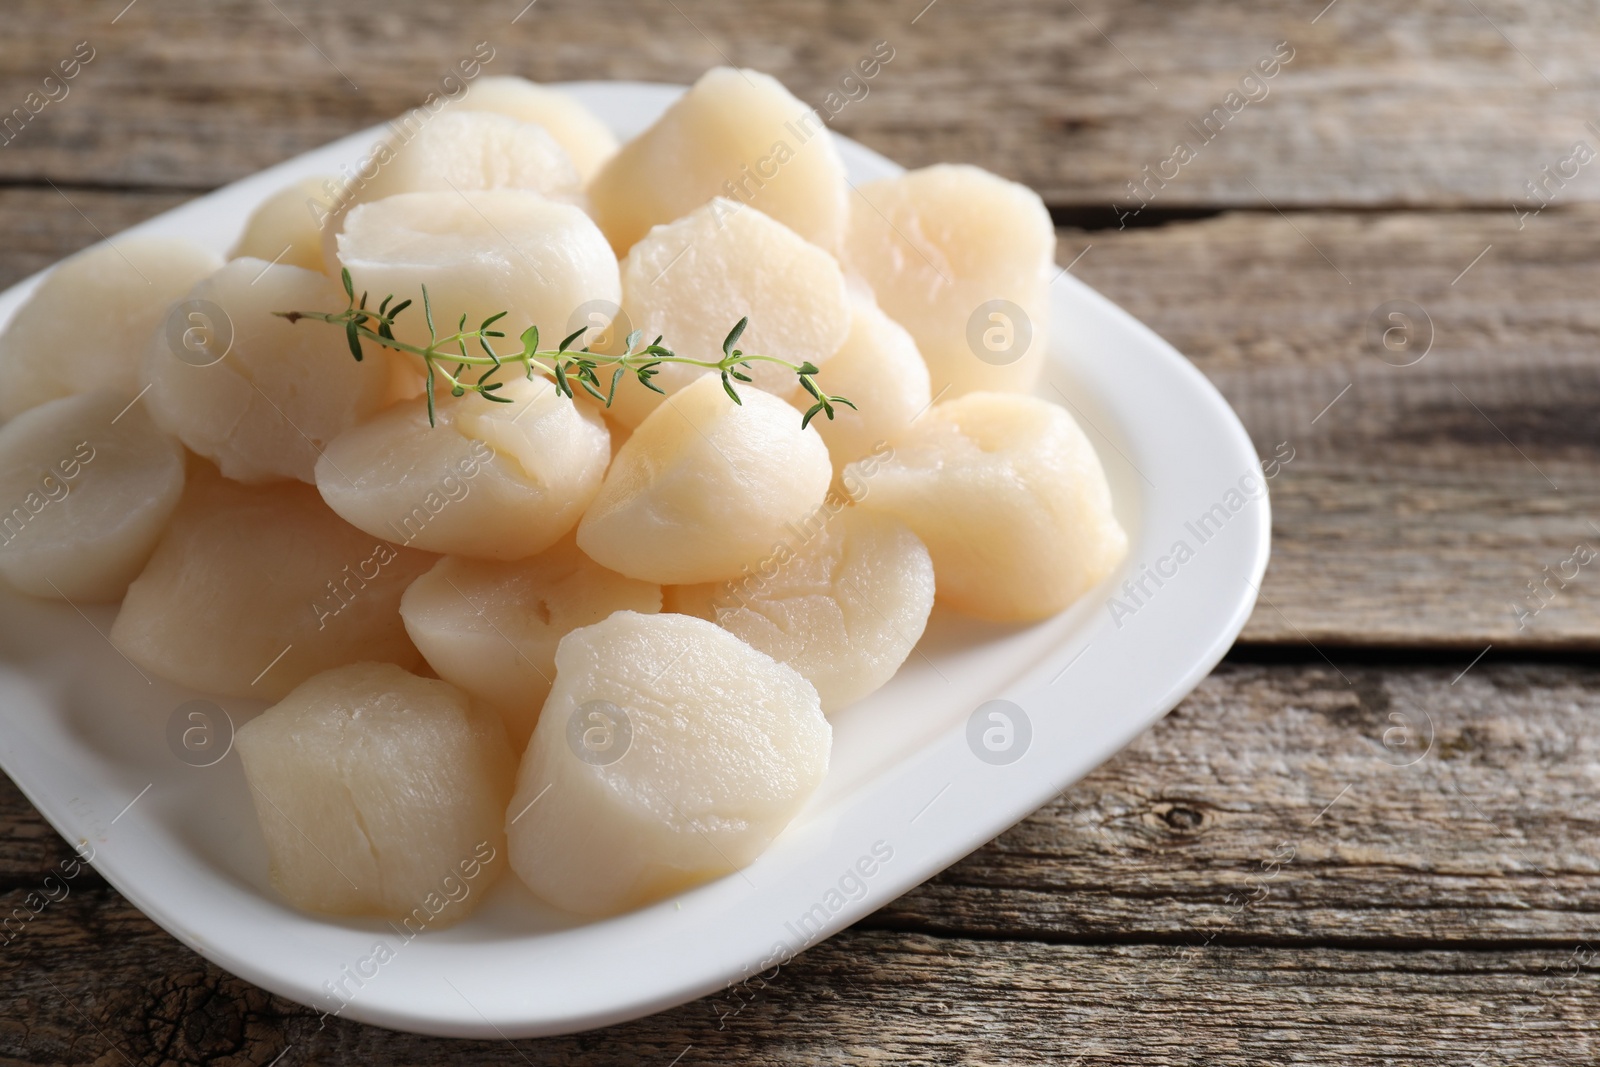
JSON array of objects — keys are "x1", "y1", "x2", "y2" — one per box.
[{"x1": 276, "y1": 270, "x2": 854, "y2": 429}]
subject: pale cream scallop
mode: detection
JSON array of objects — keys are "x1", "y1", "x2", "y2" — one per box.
[
  {"x1": 588, "y1": 67, "x2": 849, "y2": 255},
  {"x1": 400, "y1": 540, "x2": 662, "y2": 749},
  {"x1": 458, "y1": 75, "x2": 619, "y2": 182},
  {"x1": 846, "y1": 392, "x2": 1126, "y2": 622},
  {"x1": 604, "y1": 198, "x2": 851, "y2": 430},
  {"x1": 318, "y1": 109, "x2": 582, "y2": 269},
  {"x1": 779, "y1": 292, "x2": 931, "y2": 478},
  {"x1": 110, "y1": 470, "x2": 434, "y2": 701},
  {"x1": 577, "y1": 373, "x2": 833, "y2": 585},
  {"x1": 667, "y1": 507, "x2": 934, "y2": 714},
  {"x1": 506, "y1": 611, "x2": 829, "y2": 917},
  {"x1": 0, "y1": 391, "x2": 184, "y2": 602},
  {"x1": 316, "y1": 376, "x2": 611, "y2": 561},
  {"x1": 230, "y1": 175, "x2": 333, "y2": 274},
  {"x1": 141, "y1": 259, "x2": 391, "y2": 484},
  {"x1": 336, "y1": 190, "x2": 620, "y2": 354},
  {"x1": 844, "y1": 164, "x2": 1055, "y2": 399},
  {"x1": 0, "y1": 236, "x2": 220, "y2": 419},
  {"x1": 380, "y1": 348, "x2": 430, "y2": 405},
  {"x1": 236, "y1": 662, "x2": 513, "y2": 925},
  {"x1": 353, "y1": 109, "x2": 580, "y2": 204}
]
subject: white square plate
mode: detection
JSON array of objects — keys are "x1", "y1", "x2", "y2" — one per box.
[{"x1": 0, "y1": 81, "x2": 1269, "y2": 1038}]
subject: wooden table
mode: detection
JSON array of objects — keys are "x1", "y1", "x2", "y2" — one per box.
[{"x1": 4, "y1": 1, "x2": 1598, "y2": 1062}]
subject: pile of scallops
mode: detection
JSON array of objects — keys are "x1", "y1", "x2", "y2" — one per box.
[{"x1": 0, "y1": 69, "x2": 1126, "y2": 924}]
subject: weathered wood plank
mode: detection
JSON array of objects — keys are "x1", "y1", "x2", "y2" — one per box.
[
  {"x1": 1064, "y1": 204, "x2": 1600, "y2": 647},
  {"x1": 7, "y1": 662, "x2": 1598, "y2": 945},
  {"x1": 879, "y1": 660, "x2": 1600, "y2": 945},
  {"x1": 0, "y1": 0, "x2": 1597, "y2": 207},
  {"x1": 3, "y1": 907, "x2": 1597, "y2": 1065}
]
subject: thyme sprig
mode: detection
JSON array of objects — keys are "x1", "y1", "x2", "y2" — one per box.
[{"x1": 275, "y1": 269, "x2": 855, "y2": 429}]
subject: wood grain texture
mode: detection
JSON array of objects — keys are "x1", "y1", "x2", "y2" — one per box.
[
  {"x1": 878, "y1": 660, "x2": 1600, "y2": 945},
  {"x1": 0, "y1": 0, "x2": 1597, "y2": 207},
  {"x1": 1065, "y1": 202, "x2": 1600, "y2": 648},
  {"x1": 4, "y1": 905, "x2": 1598, "y2": 1066}
]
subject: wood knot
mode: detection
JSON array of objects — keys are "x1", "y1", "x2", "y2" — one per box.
[
  {"x1": 1163, "y1": 806, "x2": 1203, "y2": 830},
  {"x1": 1149, "y1": 801, "x2": 1208, "y2": 834}
]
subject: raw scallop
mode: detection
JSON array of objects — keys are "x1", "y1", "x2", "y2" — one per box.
[
  {"x1": 603, "y1": 198, "x2": 850, "y2": 430},
  {"x1": 335, "y1": 189, "x2": 620, "y2": 355},
  {"x1": 587, "y1": 67, "x2": 849, "y2": 255},
  {"x1": 577, "y1": 373, "x2": 832, "y2": 585},
  {"x1": 110, "y1": 471, "x2": 434, "y2": 700},
  {"x1": 780, "y1": 292, "x2": 930, "y2": 477},
  {"x1": 400, "y1": 539, "x2": 662, "y2": 748},
  {"x1": 843, "y1": 164, "x2": 1055, "y2": 398},
  {"x1": 236, "y1": 662, "x2": 513, "y2": 925},
  {"x1": 231, "y1": 175, "x2": 333, "y2": 274},
  {"x1": 318, "y1": 109, "x2": 581, "y2": 268},
  {"x1": 459, "y1": 76, "x2": 619, "y2": 182},
  {"x1": 0, "y1": 236, "x2": 220, "y2": 418},
  {"x1": 316, "y1": 375, "x2": 611, "y2": 561},
  {"x1": 667, "y1": 507, "x2": 934, "y2": 712},
  {"x1": 0, "y1": 391, "x2": 184, "y2": 602},
  {"x1": 505, "y1": 611, "x2": 829, "y2": 916},
  {"x1": 846, "y1": 392, "x2": 1126, "y2": 621},
  {"x1": 142, "y1": 258, "x2": 391, "y2": 484}
]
